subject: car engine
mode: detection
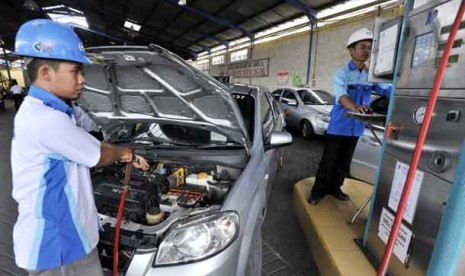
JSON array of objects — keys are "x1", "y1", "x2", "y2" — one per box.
[
  {"x1": 92, "y1": 161, "x2": 239, "y2": 272},
  {"x1": 92, "y1": 162, "x2": 236, "y2": 226}
]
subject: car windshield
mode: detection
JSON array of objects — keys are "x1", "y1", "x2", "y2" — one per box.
[{"x1": 297, "y1": 89, "x2": 332, "y2": 105}]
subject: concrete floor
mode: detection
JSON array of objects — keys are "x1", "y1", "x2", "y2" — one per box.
[{"x1": 0, "y1": 100, "x2": 324, "y2": 276}]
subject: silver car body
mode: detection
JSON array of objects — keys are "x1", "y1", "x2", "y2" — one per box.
[
  {"x1": 350, "y1": 95, "x2": 389, "y2": 184},
  {"x1": 78, "y1": 46, "x2": 291, "y2": 276},
  {"x1": 272, "y1": 88, "x2": 333, "y2": 137},
  {"x1": 350, "y1": 125, "x2": 384, "y2": 184}
]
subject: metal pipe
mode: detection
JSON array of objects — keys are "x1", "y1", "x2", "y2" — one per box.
[
  {"x1": 249, "y1": 38, "x2": 254, "y2": 85},
  {"x1": 2, "y1": 46, "x2": 11, "y2": 84},
  {"x1": 350, "y1": 193, "x2": 373, "y2": 224},
  {"x1": 376, "y1": 1, "x2": 465, "y2": 274},
  {"x1": 311, "y1": 27, "x2": 319, "y2": 84},
  {"x1": 306, "y1": 22, "x2": 314, "y2": 85}
]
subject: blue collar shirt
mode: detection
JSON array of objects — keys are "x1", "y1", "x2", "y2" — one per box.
[
  {"x1": 11, "y1": 85, "x2": 101, "y2": 270},
  {"x1": 326, "y1": 60, "x2": 392, "y2": 137}
]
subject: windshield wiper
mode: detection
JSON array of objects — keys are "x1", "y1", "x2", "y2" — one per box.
[{"x1": 195, "y1": 143, "x2": 244, "y2": 149}]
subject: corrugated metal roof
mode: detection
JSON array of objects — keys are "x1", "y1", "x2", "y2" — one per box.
[{"x1": 0, "y1": 0, "x2": 348, "y2": 59}]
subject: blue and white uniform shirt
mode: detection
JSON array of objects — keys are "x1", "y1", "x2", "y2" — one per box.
[
  {"x1": 11, "y1": 85, "x2": 101, "y2": 270},
  {"x1": 327, "y1": 60, "x2": 392, "y2": 137}
]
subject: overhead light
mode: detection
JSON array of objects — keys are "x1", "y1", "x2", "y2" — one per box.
[
  {"x1": 45, "y1": 5, "x2": 89, "y2": 28},
  {"x1": 178, "y1": 0, "x2": 187, "y2": 6},
  {"x1": 43, "y1": 4, "x2": 65, "y2": 11},
  {"x1": 124, "y1": 20, "x2": 141, "y2": 32},
  {"x1": 48, "y1": 13, "x2": 89, "y2": 28},
  {"x1": 23, "y1": 0, "x2": 40, "y2": 11}
]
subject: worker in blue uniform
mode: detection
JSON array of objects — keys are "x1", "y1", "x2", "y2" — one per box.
[
  {"x1": 308, "y1": 28, "x2": 392, "y2": 204},
  {"x1": 11, "y1": 19, "x2": 149, "y2": 275}
]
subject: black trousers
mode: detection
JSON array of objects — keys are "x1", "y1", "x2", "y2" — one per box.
[
  {"x1": 12, "y1": 94, "x2": 23, "y2": 111},
  {"x1": 311, "y1": 134, "x2": 359, "y2": 197}
]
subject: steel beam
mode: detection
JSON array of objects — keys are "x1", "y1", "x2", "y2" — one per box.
[
  {"x1": 202, "y1": 34, "x2": 229, "y2": 48},
  {"x1": 284, "y1": 0, "x2": 317, "y2": 20},
  {"x1": 164, "y1": 0, "x2": 254, "y2": 39}
]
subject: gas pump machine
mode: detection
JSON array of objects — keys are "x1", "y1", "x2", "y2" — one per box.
[{"x1": 362, "y1": 0, "x2": 465, "y2": 274}]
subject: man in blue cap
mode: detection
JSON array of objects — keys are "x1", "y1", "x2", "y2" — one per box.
[
  {"x1": 11, "y1": 19, "x2": 149, "y2": 275},
  {"x1": 308, "y1": 28, "x2": 392, "y2": 204}
]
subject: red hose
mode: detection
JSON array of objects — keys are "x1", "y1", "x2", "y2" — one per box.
[
  {"x1": 377, "y1": 1, "x2": 465, "y2": 275},
  {"x1": 113, "y1": 162, "x2": 133, "y2": 276}
]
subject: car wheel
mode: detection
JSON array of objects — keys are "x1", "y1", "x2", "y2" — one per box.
[
  {"x1": 245, "y1": 224, "x2": 262, "y2": 276},
  {"x1": 301, "y1": 120, "x2": 314, "y2": 139}
]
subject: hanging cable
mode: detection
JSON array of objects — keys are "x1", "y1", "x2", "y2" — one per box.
[
  {"x1": 113, "y1": 159, "x2": 133, "y2": 276},
  {"x1": 377, "y1": 1, "x2": 465, "y2": 275}
]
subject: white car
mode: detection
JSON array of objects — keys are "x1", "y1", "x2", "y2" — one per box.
[{"x1": 272, "y1": 88, "x2": 333, "y2": 139}]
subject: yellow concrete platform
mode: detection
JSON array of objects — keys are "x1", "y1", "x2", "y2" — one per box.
[{"x1": 293, "y1": 177, "x2": 376, "y2": 276}]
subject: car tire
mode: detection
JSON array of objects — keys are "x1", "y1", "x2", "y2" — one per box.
[
  {"x1": 245, "y1": 224, "x2": 262, "y2": 276},
  {"x1": 301, "y1": 120, "x2": 314, "y2": 139}
]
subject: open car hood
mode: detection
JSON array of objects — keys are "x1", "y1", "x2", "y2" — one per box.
[{"x1": 78, "y1": 45, "x2": 250, "y2": 148}]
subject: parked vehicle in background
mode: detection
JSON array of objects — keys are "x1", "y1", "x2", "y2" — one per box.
[
  {"x1": 350, "y1": 95, "x2": 389, "y2": 184},
  {"x1": 272, "y1": 87, "x2": 333, "y2": 139},
  {"x1": 78, "y1": 45, "x2": 292, "y2": 276}
]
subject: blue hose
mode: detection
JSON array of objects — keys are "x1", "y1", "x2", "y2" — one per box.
[{"x1": 427, "y1": 141, "x2": 465, "y2": 275}]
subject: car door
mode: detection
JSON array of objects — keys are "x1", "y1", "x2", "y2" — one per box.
[
  {"x1": 350, "y1": 125, "x2": 384, "y2": 184},
  {"x1": 260, "y1": 92, "x2": 281, "y2": 197},
  {"x1": 272, "y1": 89, "x2": 283, "y2": 101},
  {"x1": 280, "y1": 89, "x2": 299, "y2": 128}
]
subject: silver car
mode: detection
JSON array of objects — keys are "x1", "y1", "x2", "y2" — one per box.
[
  {"x1": 350, "y1": 95, "x2": 389, "y2": 184},
  {"x1": 272, "y1": 88, "x2": 333, "y2": 139},
  {"x1": 78, "y1": 45, "x2": 292, "y2": 276}
]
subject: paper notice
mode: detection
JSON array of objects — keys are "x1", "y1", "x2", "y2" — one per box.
[
  {"x1": 388, "y1": 161, "x2": 424, "y2": 224},
  {"x1": 378, "y1": 207, "x2": 413, "y2": 264},
  {"x1": 375, "y1": 24, "x2": 398, "y2": 75}
]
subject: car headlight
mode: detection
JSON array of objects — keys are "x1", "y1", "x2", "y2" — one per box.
[
  {"x1": 316, "y1": 113, "x2": 330, "y2": 123},
  {"x1": 154, "y1": 211, "x2": 239, "y2": 266}
]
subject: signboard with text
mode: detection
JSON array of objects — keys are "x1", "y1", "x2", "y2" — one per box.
[{"x1": 218, "y1": 58, "x2": 269, "y2": 78}]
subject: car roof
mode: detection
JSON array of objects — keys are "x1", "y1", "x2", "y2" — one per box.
[
  {"x1": 282, "y1": 87, "x2": 331, "y2": 94},
  {"x1": 229, "y1": 84, "x2": 270, "y2": 96}
]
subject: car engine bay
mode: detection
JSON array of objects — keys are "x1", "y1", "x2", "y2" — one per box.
[
  {"x1": 92, "y1": 162, "x2": 238, "y2": 226},
  {"x1": 91, "y1": 159, "x2": 241, "y2": 271}
]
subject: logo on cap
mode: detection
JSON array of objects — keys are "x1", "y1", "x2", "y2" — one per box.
[
  {"x1": 79, "y1": 43, "x2": 85, "y2": 52},
  {"x1": 33, "y1": 42, "x2": 53, "y2": 53}
]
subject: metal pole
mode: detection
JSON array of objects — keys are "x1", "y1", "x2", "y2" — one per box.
[
  {"x1": 306, "y1": 21, "x2": 314, "y2": 85},
  {"x1": 2, "y1": 46, "x2": 11, "y2": 84},
  {"x1": 249, "y1": 38, "x2": 254, "y2": 85}
]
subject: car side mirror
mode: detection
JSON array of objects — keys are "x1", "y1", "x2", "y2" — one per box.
[
  {"x1": 266, "y1": 131, "x2": 293, "y2": 150},
  {"x1": 286, "y1": 99, "x2": 297, "y2": 106}
]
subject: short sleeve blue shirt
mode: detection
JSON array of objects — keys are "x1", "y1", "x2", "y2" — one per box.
[
  {"x1": 326, "y1": 61, "x2": 392, "y2": 137},
  {"x1": 11, "y1": 86, "x2": 102, "y2": 270}
]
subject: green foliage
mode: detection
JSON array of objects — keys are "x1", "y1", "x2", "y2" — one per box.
[
  {"x1": 0, "y1": 70, "x2": 8, "y2": 89},
  {"x1": 292, "y1": 70, "x2": 302, "y2": 87}
]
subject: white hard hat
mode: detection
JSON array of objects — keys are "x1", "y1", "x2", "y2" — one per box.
[{"x1": 347, "y1": 28, "x2": 373, "y2": 47}]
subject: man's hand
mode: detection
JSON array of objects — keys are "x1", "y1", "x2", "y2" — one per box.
[
  {"x1": 98, "y1": 143, "x2": 149, "y2": 170},
  {"x1": 356, "y1": 105, "x2": 372, "y2": 114},
  {"x1": 131, "y1": 154, "x2": 149, "y2": 171}
]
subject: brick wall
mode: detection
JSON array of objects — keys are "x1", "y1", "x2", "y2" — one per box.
[{"x1": 208, "y1": 5, "x2": 403, "y2": 94}]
